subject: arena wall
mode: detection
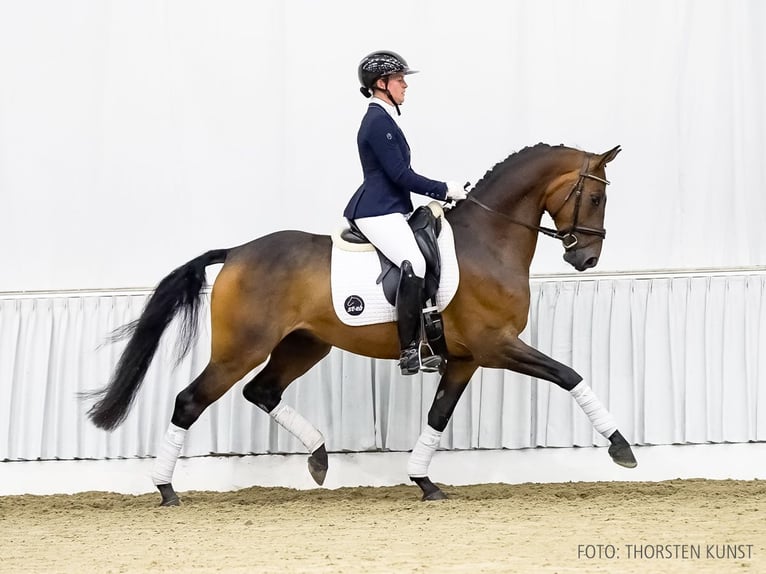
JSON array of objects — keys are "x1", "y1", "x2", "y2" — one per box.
[{"x1": 2, "y1": 271, "x2": 763, "y2": 467}]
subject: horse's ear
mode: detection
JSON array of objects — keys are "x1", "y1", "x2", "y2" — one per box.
[{"x1": 597, "y1": 145, "x2": 621, "y2": 167}]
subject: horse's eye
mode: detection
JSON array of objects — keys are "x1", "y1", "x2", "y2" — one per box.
[{"x1": 591, "y1": 194, "x2": 603, "y2": 207}]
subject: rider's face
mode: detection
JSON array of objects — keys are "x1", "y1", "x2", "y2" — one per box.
[{"x1": 377, "y1": 73, "x2": 407, "y2": 105}]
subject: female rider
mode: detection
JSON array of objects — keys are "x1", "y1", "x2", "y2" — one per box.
[{"x1": 343, "y1": 50, "x2": 467, "y2": 375}]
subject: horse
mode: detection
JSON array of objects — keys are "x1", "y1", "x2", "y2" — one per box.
[{"x1": 85, "y1": 142, "x2": 636, "y2": 505}]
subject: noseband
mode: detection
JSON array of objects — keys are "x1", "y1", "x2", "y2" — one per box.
[{"x1": 466, "y1": 153, "x2": 609, "y2": 250}]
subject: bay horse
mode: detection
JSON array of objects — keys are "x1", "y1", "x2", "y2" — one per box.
[{"x1": 85, "y1": 143, "x2": 636, "y2": 505}]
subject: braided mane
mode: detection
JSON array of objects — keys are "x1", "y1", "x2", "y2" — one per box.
[{"x1": 471, "y1": 143, "x2": 571, "y2": 193}]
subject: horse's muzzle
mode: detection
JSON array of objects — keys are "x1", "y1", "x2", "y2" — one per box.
[{"x1": 563, "y1": 249, "x2": 600, "y2": 271}]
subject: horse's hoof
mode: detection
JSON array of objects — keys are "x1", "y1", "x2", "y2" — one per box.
[
  {"x1": 608, "y1": 430, "x2": 638, "y2": 468},
  {"x1": 411, "y1": 476, "x2": 447, "y2": 501},
  {"x1": 422, "y1": 489, "x2": 448, "y2": 502},
  {"x1": 308, "y1": 444, "x2": 328, "y2": 486},
  {"x1": 157, "y1": 483, "x2": 180, "y2": 506}
]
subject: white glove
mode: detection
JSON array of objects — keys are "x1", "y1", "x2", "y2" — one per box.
[{"x1": 445, "y1": 181, "x2": 468, "y2": 201}]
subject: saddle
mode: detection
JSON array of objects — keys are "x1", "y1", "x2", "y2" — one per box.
[{"x1": 341, "y1": 204, "x2": 448, "y2": 362}]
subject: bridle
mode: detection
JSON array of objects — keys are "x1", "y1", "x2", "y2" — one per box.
[{"x1": 465, "y1": 153, "x2": 609, "y2": 250}]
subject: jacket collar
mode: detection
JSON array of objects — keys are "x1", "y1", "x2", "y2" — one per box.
[{"x1": 370, "y1": 97, "x2": 400, "y2": 124}]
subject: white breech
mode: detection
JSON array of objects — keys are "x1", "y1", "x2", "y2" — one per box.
[{"x1": 354, "y1": 212, "x2": 426, "y2": 278}]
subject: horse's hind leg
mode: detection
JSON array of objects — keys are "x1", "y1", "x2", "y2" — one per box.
[
  {"x1": 409, "y1": 359, "x2": 478, "y2": 501},
  {"x1": 498, "y1": 336, "x2": 637, "y2": 469},
  {"x1": 153, "y1": 288, "x2": 281, "y2": 505},
  {"x1": 152, "y1": 350, "x2": 270, "y2": 506},
  {"x1": 242, "y1": 330, "x2": 332, "y2": 485},
  {"x1": 150, "y1": 259, "x2": 290, "y2": 505}
]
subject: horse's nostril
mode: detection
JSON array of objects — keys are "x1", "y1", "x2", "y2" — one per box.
[{"x1": 584, "y1": 256, "x2": 599, "y2": 269}]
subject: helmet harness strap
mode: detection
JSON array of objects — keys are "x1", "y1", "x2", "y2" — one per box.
[{"x1": 381, "y1": 76, "x2": 401, "y2": 116}]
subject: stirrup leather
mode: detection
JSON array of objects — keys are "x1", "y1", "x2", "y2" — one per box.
[{"x1": 398, "y1": 306, "x2": 445, "y2": 375}]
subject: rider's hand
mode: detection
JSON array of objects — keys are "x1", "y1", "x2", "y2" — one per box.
[{"x1": 446, "y1": 181, "x2": 468, "y2": 201}]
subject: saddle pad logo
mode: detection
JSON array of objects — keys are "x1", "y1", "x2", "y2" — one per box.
[{"x1": 344, "y1": 295, "x2": 365, "y2": 316}]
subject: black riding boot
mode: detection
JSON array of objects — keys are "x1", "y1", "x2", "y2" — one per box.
[{"x1": 396, "y1": 260, "x2": 424, "y2": 376}]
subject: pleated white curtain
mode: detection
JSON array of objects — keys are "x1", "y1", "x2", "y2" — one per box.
[{"x1": 2, "y1": 272, "x2": 763, "y2": 462}]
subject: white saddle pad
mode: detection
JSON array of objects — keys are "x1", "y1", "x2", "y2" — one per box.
[{"x1": 331, "y1": 218, "x2": 460, "y2": 326}]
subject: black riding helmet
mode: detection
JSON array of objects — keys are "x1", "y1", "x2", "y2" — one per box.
[{"x1": 358, "y1": 51, "x2": 418, "y2": 114}]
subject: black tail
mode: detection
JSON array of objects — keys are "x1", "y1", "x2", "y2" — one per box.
[{"x1": 84, "y1": 249, "x2": 229, "y2": 430}]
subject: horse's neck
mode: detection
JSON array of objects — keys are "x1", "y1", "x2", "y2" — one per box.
[
  {"x1": 477, "y1": 155, "x2": 561, "y2": 222},
  {"x1": 447, "y1": 201, "x2": 540, "y2": 286},
  {"x1": 448, "y1": 151, "x2": 569, "y2": 277}
]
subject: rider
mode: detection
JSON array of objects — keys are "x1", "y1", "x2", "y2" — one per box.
[{"x1": 343, "y1": 50, "x2": 467, "y2": 375}]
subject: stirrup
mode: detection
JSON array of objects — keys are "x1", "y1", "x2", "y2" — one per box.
[
  {"x1": 399, "y1": 347, "x2": 420, "y2": 376},
  {"x1": 418, "y1": 304, "x2": 444, "y2": 373},
  {"x1": 398, "y1": 342, "x2": 444, "y2": 376},
  {"x1": 418, "y1": 340, "x2": 443, "y2": 373}
]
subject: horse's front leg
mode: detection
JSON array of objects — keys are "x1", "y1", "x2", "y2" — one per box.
[
  {"x1": 496, "y1": 336, "x2": 637, "y2": 469},
  {"x1": 408, "y1": 359, "x2": 478, "y2": 501}
]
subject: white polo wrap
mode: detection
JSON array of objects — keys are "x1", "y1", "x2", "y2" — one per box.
[
  {"x1": 570, "y1": 381, "x2": 618, "y2": 438},
  {"x1": 407, "y1": 425, "x2": 443, "y2": 478},
  {"x1": 270, "y1": 403, "x2": 325, "y2": 453},
  {"x1": 151, "y1": 423, "x2": 187, "y2": 486}
]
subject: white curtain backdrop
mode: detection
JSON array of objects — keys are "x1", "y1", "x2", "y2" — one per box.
[
  {"x1": 0, "y1": 0, "x2": 764, "y2": 292},
  {"x1": 2, "y1": 271, "x2": 763, "y2": 461}
]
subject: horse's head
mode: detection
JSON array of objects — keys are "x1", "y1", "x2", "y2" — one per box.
[{"x1": 545, "y1": 146, "x2": 621, "y2": 271}]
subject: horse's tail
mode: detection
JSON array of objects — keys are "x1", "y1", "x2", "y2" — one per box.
[{"x1": 84, "y1": 248, "x2": 229, "y2": 431}]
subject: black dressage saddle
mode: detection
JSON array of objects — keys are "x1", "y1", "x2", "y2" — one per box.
[{"x1": 340, "y1": 205, "x2": 448, "y2": 361}]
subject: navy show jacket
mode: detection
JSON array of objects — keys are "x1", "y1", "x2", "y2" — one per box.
[{"x1": 343, "y1": 102, "x2": 448, "y2": 220}]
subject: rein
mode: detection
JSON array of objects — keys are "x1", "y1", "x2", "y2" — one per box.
[{"x1": 465, "y1": 153, "x2": 609, "y2": 250}]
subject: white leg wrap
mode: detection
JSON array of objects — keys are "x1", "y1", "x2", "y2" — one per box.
[
  {"x1": 570, "y1": 381, "x2": 618, "y2": 439},
  {"x1": 407, "y1": 425, "x2": 443, "y2": 478},
  {"x1": 270, "y1": 403, "x2": 325, "y2": 453},
  {"x1": 151, "y1": 423, "x2": 187, "y2": 486}
]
